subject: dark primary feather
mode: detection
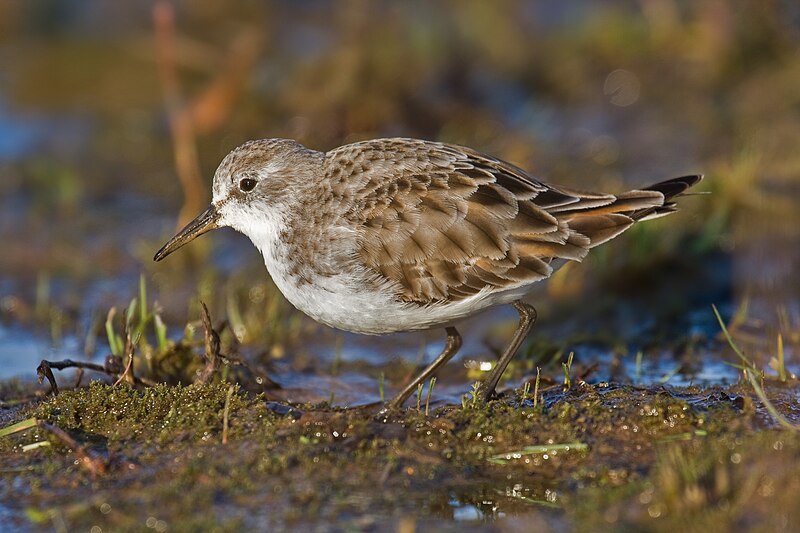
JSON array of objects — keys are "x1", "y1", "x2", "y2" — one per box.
[{"x1": 325, "y1": 138, "x2": 701, "y2": 305}]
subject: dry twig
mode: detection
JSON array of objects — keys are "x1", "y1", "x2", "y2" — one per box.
[
  {"x1": 113, "y1": 321, "x2": 136, "y2": 387},
  {"x1": 39, "y1": 422, "x2": 109, "y2": 477},
  {"x1": 197, "y1": 301, "x2": 222, "y2": 384}
]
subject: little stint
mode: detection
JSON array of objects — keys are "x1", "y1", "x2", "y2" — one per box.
[{"x1": 155, "y1": 138, "x2": 701, "y2": 407}]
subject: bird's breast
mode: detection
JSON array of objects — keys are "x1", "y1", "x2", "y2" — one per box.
[{"x1": 249, "y1": 214, "x2": 531, "y2": 334}]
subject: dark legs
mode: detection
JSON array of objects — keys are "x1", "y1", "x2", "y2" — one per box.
[
  {"x1": 388, "y1": 326, "x2": 462, "y2": 409},
  {"x1": 482, "y1": 300, "x2": 537, "y2": 402},
  {"x1": 386, "y1": 300, "x2": 536, "y2": 409}
]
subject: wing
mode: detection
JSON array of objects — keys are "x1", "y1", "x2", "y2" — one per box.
[{"x1": 326, "y1": 138, "x2": 673, "y2": 305}]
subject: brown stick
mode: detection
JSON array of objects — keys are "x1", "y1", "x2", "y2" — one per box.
[
  {"x1": 36, "y1": 360, "x2": 60, "y2": 396},
  {"x1": 222, "y1": 384, "x2": 234, "y2": 444},
  {"x1": 37, "y1": 357, "x2": 157, "y2": 393},
  {"x1": 40, "y1": 422, "x2": 108, "y2": 477},
  {"x1": 197, "y1": 301, "x2": 221, "y2": 384},
  {"x1": 113, "y1": 353, "x2": 135, "y2": 387},
  {"x1": 153, "y1": 1, "x2": 207, "y2": 227},
  {"x1": 195, "y1": 306, "x2": 281, "y2": 393},
  {"x1": 113, "y1": 322, "x2": 136, "y2": 387}
]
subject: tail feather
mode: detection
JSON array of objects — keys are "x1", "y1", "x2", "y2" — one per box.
[
  {"x1": 631, "y1": 174, "x2": 703, "y2": 221},
  {"x1": 559, "y1": 174, "x2": 703, "y2": 247},
  {"x1": 643, "y1": 174, "x2": 703, "y2": 200}
]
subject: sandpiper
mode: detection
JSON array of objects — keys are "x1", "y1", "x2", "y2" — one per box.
[{"x1": 154, "y1": 138, "x2": 701, "y2": 407}]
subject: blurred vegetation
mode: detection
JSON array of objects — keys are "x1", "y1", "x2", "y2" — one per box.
[{"x1": 0, "y1": 1, "x2": 797, "y2": 320}]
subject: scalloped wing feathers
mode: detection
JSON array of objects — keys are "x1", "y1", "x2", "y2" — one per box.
[{"x1": 325, "y1": 139, "x2": 700, "y2": 305}]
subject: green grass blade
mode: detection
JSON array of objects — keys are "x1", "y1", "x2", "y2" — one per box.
[
  {"x1": 0, "y1": 418, "x2": 39, "y2": 437},
  {"x1": 105, "y1": 307, "x2": 120, "y2": 356},
  {"x1": 659, "y1": 365, "x2": 682, "y2": 384},
  {"x1": 746, "y1": 370, "x2": 799, "y2": 432},
  {"x1": 154, "y1": 313, "x2": 168, "y2": 352},
  {"x1": 657, "y1": 430, "x2": 708, "y2": 443},
  {"x1": 713, "y1": 304, "x2": 798, "y2": 432},
  {"x1": 425, "y1": 377, "x2": 436, "y2": 416},
  {"x1": 777, "y1": 333, "x2": 786, "y2": 381},
  {"x1": 22, "y1": 441, "x2": 51, "y2": 452},
  {"x1": 489, "y1": 442, "x2": 588, "y2": 464},
  {"x1": 139, "y1": 273, "x2": 148, "y2": 325},
  {"x1": 712, "y1": 304, "x2": 751, "y2": 366},
  {"x1": 125, "y1": 297, "x2": 138, "y2": 327}
]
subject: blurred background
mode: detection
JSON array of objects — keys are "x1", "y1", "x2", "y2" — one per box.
[{"x1": 0, "y1": 0, "x2": 798, "y2": 400}]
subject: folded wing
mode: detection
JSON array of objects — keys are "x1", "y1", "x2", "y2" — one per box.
[{"x1": 328, "y1": 139, "x2": 700, "y2": 305}]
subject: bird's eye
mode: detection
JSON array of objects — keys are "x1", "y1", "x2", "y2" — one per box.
[{"x1": 239, "y1": 178, "x2": 257, "y2": 192}]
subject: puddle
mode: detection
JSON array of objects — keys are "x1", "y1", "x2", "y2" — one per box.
[
  {"x1": 449, "y1": 483, "x2": 560, "y2": 522},
  {"x1": 0, "y1": 324, "x2": 80, "y2": 379},
  {"x1": 0, "y1": 297, "x2": 748, "y2": 401}
]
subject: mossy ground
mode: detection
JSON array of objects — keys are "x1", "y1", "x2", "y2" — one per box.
[{"x1": 1, "y1": 377, "x2": 798, "y2": 532}]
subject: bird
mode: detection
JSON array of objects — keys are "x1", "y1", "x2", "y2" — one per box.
[{"x1": 154, "y1": 137, "x2": 701, "y2": 408}]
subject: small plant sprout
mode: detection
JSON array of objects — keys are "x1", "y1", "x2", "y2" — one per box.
[
  {"x1": 378, "y1": 372, "x2": 385, "y2": 403},
  {"x1": 770, "y1": 333, "x2": 787, "y2": 382},
  {"x1": 98, "y1": 276, "x2": 176, "y2": 386},
  {"x1": 106, "y1": 307, "x2": 124, "y2": 356},
  {"x1": 154, "y1": 313, "x2": 168, "y2": 352},
  {"x1": 562, "y1": 352, "x2": 574, "y2": 390},
  {"x1": 458, "y1": 382, "x2": 483, "y2": 409},
  {"x1": 533, "y1": 367, "x2": 541, "y2": 408},
  {"x1": 425, "y1": 377, "x2": 436, "y2": 416},
  {"x1": 470, "y1": 381, "x2": 481, "y2": 408},
  {"x1": 103, "y1": 275, "x2": 167, "y2": 359},
  {"x1": 125, "y1": 297, "x2": 138, "y2": 329},
  {"x1": 521, "y1": 380, "x2": 531, "y2": 403},
  {"x1": 138, "y1": 273, "x2": 148, "y2": 330},
  {"x1": 416, "y1": 382, "x2": 424, "y2": 411}
]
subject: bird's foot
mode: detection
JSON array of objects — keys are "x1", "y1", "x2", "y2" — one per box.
[{"x1": 477, "y1": 381, "x2": 505, "y2": 406}]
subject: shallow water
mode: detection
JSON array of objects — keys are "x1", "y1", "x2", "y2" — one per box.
[{"x1": 0, "y1": 324, "x2": 80, "y2": 380}]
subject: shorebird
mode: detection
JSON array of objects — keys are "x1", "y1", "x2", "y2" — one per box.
[{"x1": 154, "y1": 138, "x2": 701, "y2": 408}]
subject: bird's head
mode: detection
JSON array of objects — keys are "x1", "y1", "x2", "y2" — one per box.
[{"x1": 154, "y1": 138, "x2": 319, "y2": 261}]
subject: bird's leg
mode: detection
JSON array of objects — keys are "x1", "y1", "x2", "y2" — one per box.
[
  {"x1": 388, "y1": 326, "x2": 462, "y2": 409},
  {"x1": 482, "y1": 300, "x2": 537, "y2": 403}
]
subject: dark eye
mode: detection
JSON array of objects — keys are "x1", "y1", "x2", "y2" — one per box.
[{"x1": 239, "y1": 178, "x2": 257, "y2": 192}]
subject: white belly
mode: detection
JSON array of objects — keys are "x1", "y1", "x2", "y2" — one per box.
[
  {"x1": 231, "y1": 205, "x2": 533, "y2": 334},
  {"x1": 264, "y1": 257, "x2": 530, "y2": 334}
]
